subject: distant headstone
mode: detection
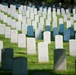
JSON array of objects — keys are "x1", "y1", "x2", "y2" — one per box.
[
  {"x1": 0, "y1": 24, "x2": 5, "y2": 35},
  {"x1": 59, "y1": 24, "x2": 64, "y2": 33},
  {"x1": 35, "y1": 28, "x2": 42, "y2": 39},
  {"x1": 1, "y1": 48, "x2": 13, "y2": 71},
  {"x1": 18, "y1": 34, "x2": 26, "y2": 48},
  {"x1": 43, "y1": 31, "x2": 51, "y2": 44},
  {"x1": 26, "y1": 18, "x2": 31, "y2": 26},
  {"x1": 66, "y1": 20, "x2": 71, "y2": 29},
  {"x1": 22, "y1": 24, "x2": 27, "y2": 34},
  {"x1": 64, "y1": 29, "x2": 70, "y2": 41},
  {"x1": 5, "y1": 27, "x2": 11, "y2": 38},
  {"x1": 63, "y1": 15, "x2": 67, "y2": 22},
  {"x1": 13, "y1": 57, "x2": 28, "y2": 75},
  {"x1": 54, "y1": 49, "x2": 66, "y2": 71},
  {"x1": 16, "y1": 21, "x2": 21, "y2": 31},
  {"x1": 69, "y1": 40, "x2": 76, "y2": 56},
  {"x1": 53, "y1": 27, "x2": 59, "y2": 37},
  {"x1": 0, "y1": 41, "x2": 3, "y2": 62},
  {"x1": 46, "y1": 20, "x2": 50, "y2": 26},
  {"x1": 27, "y1": 26, "x2": 34, "y2": 36},
  {"x1": 27, "y1": 38, "x2": 36, "y2": 55},
  {"x1": 74, "y1": 23, "x2": 76, "y2": 31},
  {"x1": 11, "y1": 20, "x2": 16, "y2": 28},
  {"x1": 55, "y1": 35, "x2": 63, "y2": 49},
  {"x1": 18, "y1": 14, "x2": 22, "y2": 22},
  {"x1": 38, "y1": 42, "x2": 49, "y2": 63},
  {"x1": 11, "y1": 30, "x2": 18, "y2": 43},
  {"x1": 57, "y1": 9, "x2": 60, "y2": 15},
  {"x1": 59, "y1": 18, "x2": 63, "y2": 25},
  {"x1": 68, "y1": 27, "x2": 74, "y2": 37},
  {"x1": 52, "y1": 22, "x2": 57, "y2": 28},
  {"x1": 45, "y1": 26, "x2": 51, "y2": 31}
]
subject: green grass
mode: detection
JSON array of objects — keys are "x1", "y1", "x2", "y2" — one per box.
[
  {"x1": 0, "y1": 34, "x2": 76, "y2": 75},
  {"x1": 0, "y1": 9, "x2": 76, "y2": 75}
]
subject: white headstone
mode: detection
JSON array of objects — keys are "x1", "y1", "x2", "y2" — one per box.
[
  {"x1": 0, "y1": 41, "x2": 3, "y2": 62},
  {"x1": 18, "y1": 34, "x2": 26, "y2": 48},
  {"x1": 18, "y1": 14, "x2": 22, "y2": 22},
  {"x1": 55, "y1": 35, "x2": 63, "y2": 49},
  {"x1": 11, "y1": 30, "x2": 18, "y2": 43},
  {"x1": 38, "y1": 42, "x2": 49, "y2": 63},
  {"x1": 57, "y1": 9, "x2": 60, "y2": 15},
  {"x1": 5, "y1": 27, "x2": 11, "y2": 38},
  {"x1": 26, "y1": 18, "x2": 31, "y2": 25},
  {"x1": 22, "y1": 16, "x2": 26, "y2": 24},
  {"x1": 43, "y1": 31, "x2": 51, "y2": 44},
  {"x1": 0, "y1": 24, "x2": 5, "y2": 35},
  {"x1": 66, "y1": 20, "x2": 71, "y2": 29},
  {"x1": 27, "y1": 38, "x2": 36, "y2": 55},
  {"x1": 22, "y1": 24, "x2": 27, "y2": 34},
  {"x1": 11, "y1": 20, "x2": 16, "y2": 28},
  {"x1": 59, "y1": 18, "x2": 63, "y2": 25},
  {"x1": 69, "y1": 39, "x2": 76, "y2": 56},
  {"x1": 16, "y1": 21, "x2": 21, "y2": 31}
]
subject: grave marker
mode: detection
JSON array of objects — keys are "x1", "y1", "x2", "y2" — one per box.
[
  {"x1": 27, "y1": 38, "x2": 36, "y2": 55},
  {"x1": 1, "y1": 48, "x2": 13, "y2": 70},
  {"x1": 38, "y1": 42, "x2": 49, "y2": 63},
  {"x1": 54, "y1": 49, "x2": 66, "y2": 71}
]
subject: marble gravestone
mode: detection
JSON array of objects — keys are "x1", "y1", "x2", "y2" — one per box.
[
  {"x1": 74, "y1": 23, "x2": 76, "y2": 31},
  {"x1": 13, "y1": 57, "x2": 28, "y2": 75},
  {"x1": 69, "y1": 40, "x2": 76, "y2": 56},
  {"x1": 66, "y1": 20, "x2": 71, "y2": 29},
  {"x1": 16, "y1": 21, "x2": 21, "y2": 31},
  {"x1": 11, "y1": 30, "x2": 18, "y2": 43},
  {"x1": 35, "y1": 28, "x2": 42, "y2": 39},
  {"x1": 5, "y1": 27, "x2": 11, "y2": 38},
  {"x1": 43, "y1": 31, "x2": 51, "y2": 44},
  {"x1": 54, "y1": 49, "x2": 66, "y2": 71},
  {"x1": 22, "y1": 24, "x2": 27, "y2": 34},
  {"x1": 0, "y1": 25, "x2": 5, "y2": 35},
  {"x1": 1, "y1": 48, "x2": 13, "y2": 71},
  {"x1": 0, "y1": 41, "x2": 3, "y2": 62},
  {"x1": 55, "y1": 35, "x2": 63, "y2": 49},
  {"x1": 27, "y1": 38, "x2": 36, "y2": 55},
  {"x1": 38, "y1": 42, "x2": 49, "y2": 63},
  {"x1": 18, "y1": 34, "x2": 26, "y2": 48}
]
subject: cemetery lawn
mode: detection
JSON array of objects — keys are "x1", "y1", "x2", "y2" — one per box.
[{"x1": 0, "y1": 35, "x2": 76, "y2": 75}]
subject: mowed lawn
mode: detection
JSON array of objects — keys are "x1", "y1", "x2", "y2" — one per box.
[
  {"x1": 0, "y1": 9, "x2": 76, "y2": 75},
  {"x1": 0, "y1": 33, "x2": 76, "y2": 75}
]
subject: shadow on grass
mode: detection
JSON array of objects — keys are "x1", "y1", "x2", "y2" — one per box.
[{"x1": 0, "y1": 68, "x2": 75, "y2": 75}]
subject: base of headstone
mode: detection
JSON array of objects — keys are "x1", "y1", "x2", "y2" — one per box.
[{"x1": 54, "y1": 49, "x2": 66, "y2": 71}]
